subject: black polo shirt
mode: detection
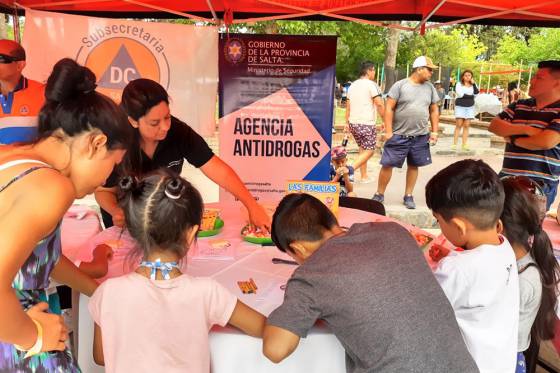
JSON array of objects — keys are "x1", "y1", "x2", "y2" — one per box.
[{"x1": 105, "y1": 116, "x2": 214, "y2": 187}]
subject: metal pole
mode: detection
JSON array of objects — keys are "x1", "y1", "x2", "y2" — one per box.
[
  {"x1": 526, "y1": 64, "x2": 533, "y2": 97},
  {"x1": 406, "y1": 63, "x2": 410, "y2": 77},
  {"x1": 438, "y1": 63, "x2": 442, "y2": 81},
  {"x1": 487, "y1": 63, "x2": 492, "y2": 92},
  {"x1": 517, "y1": 60, "x2": 523, "y2": 92},
  {"x1": 478, "y1": 63, "x2": 483, "y2": 88}
]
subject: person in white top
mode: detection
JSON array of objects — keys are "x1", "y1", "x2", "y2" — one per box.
[
  {"x1": 500, "y1": 176, "x2": 560, "y2": 373},
  {"x1": 453, "y1": 70, "x2": 479, "y2": 151},
  {"x1": 426, "y1": 159, "x2": 519, "y2": 373},
  {"x1": 345, "y1": 61, "x2": 385, "y2": 183}
]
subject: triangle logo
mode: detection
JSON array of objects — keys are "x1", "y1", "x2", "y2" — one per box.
[{"x1": 98, "y1": 45, "x2": 142, "y2": 89}]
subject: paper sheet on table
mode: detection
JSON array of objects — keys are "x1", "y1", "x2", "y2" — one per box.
[{"x1": 191, "y1": 239, "x2": 235, "y2": 261}]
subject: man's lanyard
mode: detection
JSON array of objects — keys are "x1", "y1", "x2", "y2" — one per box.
[{"x1": 0, "y1": 91, "x2": 14, "y2": 114}]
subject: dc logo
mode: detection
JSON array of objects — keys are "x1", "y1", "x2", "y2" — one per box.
[
  {"x1": 76, "y1": 37, "x2": 169, "y2": 102},
  {"x1": 19, "y1": 105, "x2": 29, "y2": 114},
  {"x1": 224, "y1": 39, "x2": 245, "y2": 64}
]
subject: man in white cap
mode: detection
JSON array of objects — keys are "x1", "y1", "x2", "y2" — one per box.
[{"x1": 372, "y1": 56, "x2": 439, "y2": 209}]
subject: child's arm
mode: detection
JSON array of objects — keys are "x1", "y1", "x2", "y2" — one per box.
[
  {"x1": 227, "y1": 300, "x2": 266, "y2": 338},
  {"x1": 262, "y1": 324, "x2": 300, "y2": 363},
  {"x1": 93, "y1": 323, "x2": 105, "y2": 366},
  {"x1": 79, "y1": 244, "x2": 113, "y2": 279},
  {"x1": 50, "y1": 255, "x2": 98, "y2": 297},
  {"x1": 342, "y1": 172, "x2": 353, "y2": 193}
]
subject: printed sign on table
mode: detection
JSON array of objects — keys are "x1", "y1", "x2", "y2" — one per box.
[
  {"x1": 287, "y1": 180, "x2": 340, "y2": 217},
  {"x1": 219, "y1": 33, "x2": 337, "y2": 202}
]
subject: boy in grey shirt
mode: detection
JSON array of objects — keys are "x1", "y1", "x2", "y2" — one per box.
[{"x1": 263, "y1": 193, "x2": 479, "y2": 373}]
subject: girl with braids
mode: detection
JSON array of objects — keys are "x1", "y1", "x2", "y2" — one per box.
[
  {"x1": 0, "y1": 58, "x2": 132, "y2": 371},
  {"x1": 501, "y1": 176, "x2": 560, "y2": 373},
  {"x1": 88, "y1": 170, "x2": 265, "y2": 373}
]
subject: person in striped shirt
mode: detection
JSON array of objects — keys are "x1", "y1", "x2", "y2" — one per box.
[
  {"x1": 0, "y1": 39, "x2": 45, "y2": 145},
  {"x1": 489, "y1": 60, "x2": 560, "y2": 209}
]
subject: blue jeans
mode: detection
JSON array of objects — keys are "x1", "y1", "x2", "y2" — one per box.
[
  {"x1": 540, "y1": 179, "x2": 559, "y2": 210},
  {"x1": 516, "y1": 352, "x2": 527, "y2": 373}
]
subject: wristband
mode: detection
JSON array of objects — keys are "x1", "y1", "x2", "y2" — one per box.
[
  {"x1": 15, "y1": 318, "x2": 43, "y2": 358},
  {"x1": 430, "y1": 132, "x2": 439, "y2": 136}
]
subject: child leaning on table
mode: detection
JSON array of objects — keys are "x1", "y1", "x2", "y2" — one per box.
[
  {"x1": 263, "y1": 193, "x2": 478, "y2": 373},
  {"x1": 88, "y1": 170, "x2": 266, "y2": 373},
  {"x1": 426, "y1": 159, "x2": 519, "y2": 373},
  {"x1": 329, "y1": 146, "x2": 356, "y2": 197}
]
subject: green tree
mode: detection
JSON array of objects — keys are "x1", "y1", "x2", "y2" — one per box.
[
  {"x1": 493, "y1": 28, "x2": 560, "y2": 65},
  {"x1": 398, "y1": 28, "x2": 486, "y2": 67}
]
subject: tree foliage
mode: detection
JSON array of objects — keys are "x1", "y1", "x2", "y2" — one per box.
[{"x1": 493, "y1": 28, "x2": 560, "y2": 65}]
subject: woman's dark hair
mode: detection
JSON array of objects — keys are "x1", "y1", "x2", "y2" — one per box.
[
  {"x1": 501, "y1": 178, "x2": 560, "y2": 343},
  {"x1": 460, "y1": 69, "x2": 474, "y2": 85},
  {"x1": 121, "y1": 78, "x2": 169, "y2": 121},
  {"x1": 117, "y1": 169, "x2": 203, "y2": 259},
  {"x1": 271, "y1": 193, "x2": 338, "y2": 253},
  {"x1": 425, "y1": 159, "x2": 504, "y2": 230},
  {"x1": 37, "y1": 58, "x2": 132, "y2": 150},
  {"x1": 119, "y1": 78, "x2": 170, "y2": 175}
]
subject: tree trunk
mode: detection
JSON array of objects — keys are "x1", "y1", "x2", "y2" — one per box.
[
  {"x1": 264, "y1": 21, "x2": 279, "y2": 34},
  {"x1": 383, "y1": 23, "x2": 401, "y2": 93}
]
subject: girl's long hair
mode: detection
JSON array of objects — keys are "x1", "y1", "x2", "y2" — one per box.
[{"x1": 502, "y1": 178, "x2": 560, "y2": 343}]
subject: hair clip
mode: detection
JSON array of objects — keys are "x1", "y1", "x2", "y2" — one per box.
[{"x1": 165, "y1": 189, "x2": 181, "y2": 200}]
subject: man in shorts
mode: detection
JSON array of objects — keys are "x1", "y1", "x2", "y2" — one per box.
[
  {"x1": 372, "y1": 56, "x2": 439, "y2": 209},
  {"x1": 345, "y1": 61, "x2": 385, "y2": 183}
]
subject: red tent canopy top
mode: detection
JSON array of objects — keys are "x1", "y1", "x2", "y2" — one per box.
[{"x1": 1, "y1": 0, "x2": 560, "y2": 30}]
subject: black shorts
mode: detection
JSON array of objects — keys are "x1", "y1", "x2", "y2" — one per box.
[{"x1": 380, "y1": 134, "x2": 432, "y2": 168}]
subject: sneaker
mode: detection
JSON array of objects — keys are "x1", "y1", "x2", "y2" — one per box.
[
  {"x1": 451, "y1": 144, "x2": 457, "y2": 151},
  {"x1": 462, "y1": 144, "x2": 470, "y2": 151},
  {"x1": 403, "y1": 195, "x2": 416, "y2": 209},
  {"x1": 372, "y1": 193, "x2": 384, "y2": 203},
  {"x1": 356, "y1": 177, "x2": 374, "y2": 184}
]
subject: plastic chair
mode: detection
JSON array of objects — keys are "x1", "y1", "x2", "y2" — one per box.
[{"x1": 339, "y1": 196, "x2": 386, "y2": 216}]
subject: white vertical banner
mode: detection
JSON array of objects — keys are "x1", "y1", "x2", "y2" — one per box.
[{"x1": 22, "y1": 9, "x2": 218, "y2": 136}]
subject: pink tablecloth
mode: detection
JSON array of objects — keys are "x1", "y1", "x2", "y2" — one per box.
[{"x1": 61, "y1": 205, "x2": 102, "y2": 261}]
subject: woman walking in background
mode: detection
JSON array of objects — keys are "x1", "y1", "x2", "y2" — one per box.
[{"x1": 453, "y1": 70, "x2": 479, "y2": 151}]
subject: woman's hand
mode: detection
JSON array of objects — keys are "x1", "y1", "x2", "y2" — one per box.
[
  {"x1": 27, "y1": 302, "x2": 68, "y2": 352},
  {"x1": 247, "y1": 203, "x2": 271, "y2": 234}
]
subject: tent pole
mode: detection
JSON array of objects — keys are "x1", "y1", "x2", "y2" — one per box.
[
  {"x1": 487, "y1": 63, "x2": 492, "y2": 92},
  {"x1": 526, "y1": 65, "x2": 533, "y2": 97},
  {"x1": 438, "y1": 63, "x2": 442, "y2": 81},
  {"x1": 121, "y1": 0, "x2": 214, "y2": 23},
  {"x1": 406, "y1": 63, "x2": 409, "y2": 77},
  {"x1": 426, "y1": 0, "x2": 560, "y2": 29},
  {"x1": 478, "y1": 63, "x2": 483, "y2": 88},
  {"x1": 517, "y1": 60, "x2": 523, "y2": 92},
  {"x1": 205, "y1": 0, "x2": 218, "y2": 23}
]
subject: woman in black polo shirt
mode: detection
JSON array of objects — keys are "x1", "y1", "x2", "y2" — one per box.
[{"x1": 94, "y1": 78, "x2": 270, "y2": 231}]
